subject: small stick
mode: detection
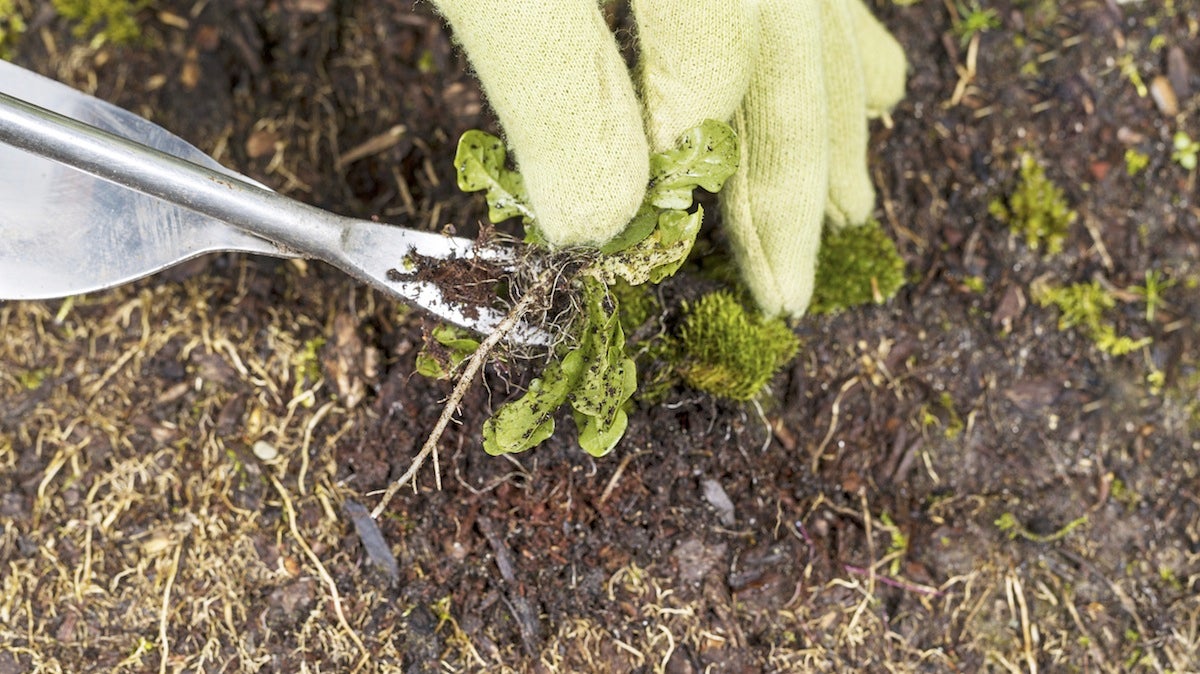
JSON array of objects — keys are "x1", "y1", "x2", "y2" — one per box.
[
  {"x1": 810, "y1": 377, "x2": 859, "y2": 473},
  {"x1": 371, "y1": 270, "x2": 554, "y2": 519}
]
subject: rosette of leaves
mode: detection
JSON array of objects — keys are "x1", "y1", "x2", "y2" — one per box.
[{"x1": 448, "y1": 119, "x2": 739, "y2": 456}]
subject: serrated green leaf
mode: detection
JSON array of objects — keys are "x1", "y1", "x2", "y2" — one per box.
[
  {"x1": 567, "y1": 280, "x2": 636, "y2": 455},
  {"x1": 483, "y1": 413, "x2": 555, "y2": 456},
  {"x1": 453, "y1": 130, "x2": 536, "y2": 224},
  {"x1": 646, "y1": 119, "x2": 739, "y2": 210},
  {"x1": 572, "y1": 323, "x2": 634, "y2": 424}
]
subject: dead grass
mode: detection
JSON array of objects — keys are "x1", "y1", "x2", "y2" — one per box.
[{"x1": 10, "y1": 275, "x2": 1195, "y2": 674}]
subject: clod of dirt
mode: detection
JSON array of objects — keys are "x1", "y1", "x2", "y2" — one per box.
[{"x1": 387, "y1": 252, "x2": 507, "y2": 322}]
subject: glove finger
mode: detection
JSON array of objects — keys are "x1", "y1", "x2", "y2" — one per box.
[
  {"x1": 720, "y1": 0, "x2": 828, "y2": 317},
  {"x1": 818, "y1": 0, "x2": 874, "y2": 227},
  {"x1": 433, "y1": 0, "x2": 647, "y2": 247},
  {"x1": 846, "y1": 0, "x2": 907, "y2": 117},
  {"x1": 631, "y1": 0, "x2": 755, "y2": 152}
]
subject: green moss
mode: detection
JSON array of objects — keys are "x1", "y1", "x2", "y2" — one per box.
[
  {"x1": 293, "y1": 336, "x2": 326, "y2": 385},
  {"x1": 609, "y1": 278, "x2": 658, "y2": 334},
  {"x1": 17, "y1": 366, "x2": 50, "y2": 390},
  {"x1": 52, "y1": 0, "x2": 147, "y2": 45},
  {"x1": 953, "y1": 1, "x2": 1000, "y2": 46},
  {"x1": 995, "y1": 511, "x2": 1088, "y2": 543},
  {"x1": 919, "y1": 392, "x2": 964, "y2": 439},
  {"x1": 1172, "y1": 131, "x2": 1199, "y2": 171},
  {"x1": 0, "y1": 0, "x2": 26, "y2": 60},
  {"x1": 989, "y1": 154, "x2": 1076, "y2": 255},
  {"x1": 1132, "y1": 270, "x2": 1174, "y2": 322},
  {"x1": 1032, "y1": 280, "x2": 1150, "y2": 356},
  {"x1": 810, "y1": 219, "x2": 906, "y2": 315},
  {"x1": 673, "y1": 291, "x2": 798, "y2": 401},
  {"x1": 1124, "y1": 149, "x2": 1150, "y2": 176}
]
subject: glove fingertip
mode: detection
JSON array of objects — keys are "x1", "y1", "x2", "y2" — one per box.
[
  {"x1": 530, "y1": 152, "x2": 648, "y2": 248},
  {"x1": 847, "y1": 0, "x2": 908, "y2": 115}
]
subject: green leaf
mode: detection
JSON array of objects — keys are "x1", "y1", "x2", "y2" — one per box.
[
  {"x1": 453, "y1": 130, "x2": 536, "y2": 224},
  {"x1": 460, "y1": 120, "x2": 741, "y2": 458},
  {"x1": 576, "y1": 408, "x2": 628, "y2": 457},
  {"x1": 482, "y1": 356, "x2": 578, "y2": 456},
  {"x1": 568, "y1": 280, "x2": 637, "y2": 456},
  {"x1": 598, "y1": 204, "x2": 658, "y2": 255},
  {"x1": 646, "y1": 119, "x2": 739, "y2": 210},
  {"x1": 570, "y1": 290, "x2": 635, "y2": 425},
  {"x1": 415, "y1": 325, "x2": 480, "y2": 380},
  {"x1": 589, "y1": 207, "x2": 704, "y2": 286}
]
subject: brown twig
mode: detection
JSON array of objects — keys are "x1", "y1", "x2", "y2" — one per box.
[{"x1": 371, "y1": 269, "x2": 555, "y2": 518}]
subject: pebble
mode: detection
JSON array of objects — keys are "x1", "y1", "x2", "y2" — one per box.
[
  {"x1": 1116, "y1": 126, "x2": 1146, "y2": 144},
  {"x1": 701, "y1": 479, "x2": 736, "y2": 527},
  {"x1": 252, "y1": 440, "x2": 278, "y2": 461}
]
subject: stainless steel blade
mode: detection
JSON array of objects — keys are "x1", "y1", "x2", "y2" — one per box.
[
  {"x1": 0, "y1": 61, "x2": 549, "y2": 344},
  {"x1": 0, "y1": 58, "x2": 290, "y2": 299}
]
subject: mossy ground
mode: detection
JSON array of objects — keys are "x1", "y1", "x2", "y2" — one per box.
[{"x1": 2, "y1": 1, "x2": 1200, "y2": 672}]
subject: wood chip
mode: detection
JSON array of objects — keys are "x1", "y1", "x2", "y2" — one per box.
[
  {"x1": 1167, "y1": 46, "x2": 1192, "y2": 100},
  {"x1": 343, "y1": 500, "x2": 399, "y2": 584},
  {"x1": 180, "y1": 47, "x2": 200, "y2": 91},
  {"x1": 335, "y1": 125, "x2": 406, "y2": 170},
  {"x1": 1150, "y1": 75, "x2": 1179, "y2": 117},
  {"x1": 245, "y1": 128, "x2": 279, "y2": 159},
  {"x1": 1004, "y1": 379, "x2": 1065, "y2": 412}
]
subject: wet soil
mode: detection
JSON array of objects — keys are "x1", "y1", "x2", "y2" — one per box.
[{"x1": 2, "y1": 1, "x2": 1199, "y2": 672}]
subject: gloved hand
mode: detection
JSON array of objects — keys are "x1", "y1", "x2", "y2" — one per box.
[{"x1": 431, "y1": 0, "x2": 906, "y2": 316}]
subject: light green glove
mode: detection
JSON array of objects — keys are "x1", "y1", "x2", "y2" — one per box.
[{"x1": 431, "y1": 0, "x2": 906, "y2": 316}]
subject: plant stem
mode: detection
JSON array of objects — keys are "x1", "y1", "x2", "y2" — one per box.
[{"x1": 371, "y1": 269, "x2": 556, "y2": 519}]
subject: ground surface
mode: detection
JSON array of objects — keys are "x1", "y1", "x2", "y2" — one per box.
[{"x1": 2, "y1": 1, "x2": 1199, "y2": 672}]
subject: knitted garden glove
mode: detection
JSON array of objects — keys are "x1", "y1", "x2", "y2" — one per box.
[{"x1": 432, "y1": 0, "x2": 906, "y2": 316}]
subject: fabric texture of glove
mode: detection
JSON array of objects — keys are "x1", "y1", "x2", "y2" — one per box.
[{"x1": 431, "y1": 0, "x2": 906, "y2": 317}]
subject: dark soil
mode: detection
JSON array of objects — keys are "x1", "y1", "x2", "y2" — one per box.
[{"x1": 2, "y1": 1, "x2": 1199, "y2": 672}]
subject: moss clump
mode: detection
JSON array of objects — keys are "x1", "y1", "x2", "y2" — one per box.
[
  {"x1": 1032, "y1": 280, "x2": 1150, "y2": 356},
  {"x1": 989, "y1": 154, "x2": 1076, "y2": 255},
  {"x1": 0, "y1": 0, "x2": 27, "y2": 60},
  {"x1": 809, "y1": 219, "x2": 906, "y2": 315},
  {"x1": 673, "y1": 291, "x2": 799, "y2": 401},
  {"x1": 52, "y1": 0, "x2": 146, "y2": 45}
]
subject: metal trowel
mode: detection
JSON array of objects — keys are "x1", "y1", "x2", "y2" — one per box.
[{"x1": 0, "y1": 59, "x2": 547, "y2": 345}]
